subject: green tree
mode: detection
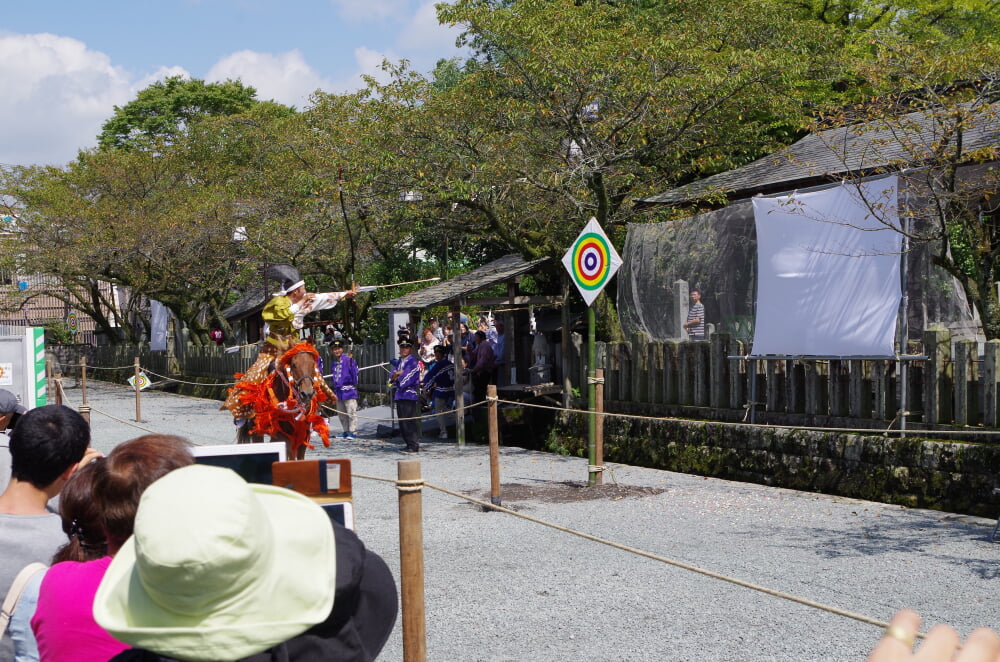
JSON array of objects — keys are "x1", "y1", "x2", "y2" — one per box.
[
  {"x1": 97, "y1": 76, "x2": 278, "y2": 151},
  {"x1": 810, "y1": 38, "x2": 1000, "y2": 338}
]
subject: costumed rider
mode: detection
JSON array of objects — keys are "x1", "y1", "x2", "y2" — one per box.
[
  {"x1": 329, "y1": 339, "x2": 359, "y2": 439},
  {"x1": 221, "y1": 264, "x2": 357, "y2": 430}
]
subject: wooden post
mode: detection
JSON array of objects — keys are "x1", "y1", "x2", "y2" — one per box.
[
  {"x1": 77, "y1": 405, "x2": 91, "y2": 425},
  {"x1": 80, "y1": 355, "x2": 88, "y2": 406},
  {"x1": 955, "y1": 340, "x2": 976, "y2": 426},
  {"x1": 594, "y1": 368, "x2": 605, "y2": 486},
  {"x1": 487, "y1": 384, "x2": 501, "y2": 506},
  {"x1": 923, "y1": 327, "x2": 952, "y2": 425},
  {"x1": 709, "y1": 333, "x2": 731, "y2": 409},
  {"x1": 397, "y1": 460, "x2": 427, "y2": 662},
  {"x1": 45, "y1": 356, "x2": 53, "y2": 403},
  {"x1": 829, "y1": 359, "x2": 846, "y2": 417},
  {"x1": 134, "y1": 357, "x2": 142, "y2": 423},
  {"x1": 984, "y1": 340, "x2": 1000, "y2": 427},
  {"x1": 452, "y1": 304, "x2": 465, "y2": 447}
]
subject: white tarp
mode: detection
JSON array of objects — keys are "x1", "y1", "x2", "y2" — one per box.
[
  {"x1": 150, "y1": 300, "x2": 169, "y2": 352},
  {"x1": 751, "y1": 176, "x2": 901, "y2": 357}
]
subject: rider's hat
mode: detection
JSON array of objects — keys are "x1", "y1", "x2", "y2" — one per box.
[
  {"x1": 330, "y1": 339, "x2": 346, "y2": 349},
  {"x1": 265, "y1": 264, "x2": 305, "y2": 296},
  {"x1": 397, "y1": 339, "x2": 413, "y2": 348}
]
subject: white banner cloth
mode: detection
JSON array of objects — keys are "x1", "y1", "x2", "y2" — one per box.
[
  {"x1": 150, "y1": 300, "x2": 169, "y2": 352},
  {"x1": 751, "y1": 176, "x2": 901, "y2": 357}
]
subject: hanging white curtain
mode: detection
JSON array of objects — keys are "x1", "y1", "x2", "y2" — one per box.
[
  {"x1": 150, "y1": 300, "x2": 169, "y2": 352},
  {"x1": 751, "y1": 176, "x2": 901, "y2": 357}
]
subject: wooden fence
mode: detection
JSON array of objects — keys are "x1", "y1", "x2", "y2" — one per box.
[
  {"x1": 54, "y1": 324, "x2": 999, "y2": 433},
  {"x1": 563, "y1": 326, "x2": 999, "y2": 432}
]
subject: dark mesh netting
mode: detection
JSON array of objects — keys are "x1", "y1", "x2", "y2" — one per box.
[{"x1": 618, "y1": 202, "x2": 757, "y2": 345}]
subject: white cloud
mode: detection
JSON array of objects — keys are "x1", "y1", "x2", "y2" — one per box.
[
  {"x1": 0, "y1": 33, "x2": 134, "y2": 166},
  {"x1": 329, "y1": 0, "x2": 408, "y2": 22},
  {"x1": 396, "y1": 1, "x2": 462, "y2": 53},
  {"x1": 205, "y1": 50, "x2": 332, "y2": 109}
]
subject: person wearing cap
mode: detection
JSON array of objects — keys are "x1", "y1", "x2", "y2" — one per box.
[
  {"x1": 329, "y1": 339, "x2": 359, "y2": 439},
  {"x1": 0, "y1": 388, "x2": 27, "y2": 494},
  {"x1": 0, "y1": 405, "x2": 95, "y2": 660},
  {"x1": 222, "y1": 264, "x2": 356, "y2": 422},
  {"x1": 421, "y1": 344, "x2": 455, "y2": 440},
  {"x1": 390, "y1": 339, "x2": 421, "y2": 453},
  {"x1": 94, "y1": 464, "x2": 398, "y2": 662}
]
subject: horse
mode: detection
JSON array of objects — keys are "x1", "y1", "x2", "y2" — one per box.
[{"x1": 234, "y1": 340, "x2": 333, "y2": 460}]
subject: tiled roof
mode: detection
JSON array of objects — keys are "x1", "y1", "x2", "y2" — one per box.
[
  {"x1": 639, "y1": 104, "x2": 1000, "y2": 206},
  {"x1": 371, "y1": 254, "x2": 551, "y2": 311},
  {"x1": 221, "y1": 285, "x2": 267, "y2": 321}
]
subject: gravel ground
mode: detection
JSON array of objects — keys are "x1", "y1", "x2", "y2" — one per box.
[{"x1": 70, "y1": 380, "x2": 1000, "y2": 661}]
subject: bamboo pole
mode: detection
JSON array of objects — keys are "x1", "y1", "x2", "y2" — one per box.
[
  {"x1": 134, "y1": 357, "x2": 142, "y2": 423},
  {"x1": 487, "y1": 384, "x2": 501, "y2": 506},
  {"x1": 587, "y1": 305, "x2": 597, "y2": 486},
  {"x1": 595, "y1": 368, "x2": 605, "y2": 486},
  {"x1": 397, "y1": 460, "x2": 427, "y2": 662}
]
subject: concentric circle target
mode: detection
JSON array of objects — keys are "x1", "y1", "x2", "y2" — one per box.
[{"x1": 571, "y1": 232, "x2": 612, "y2": 291}]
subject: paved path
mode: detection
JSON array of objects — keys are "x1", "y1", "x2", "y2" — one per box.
[{"x1": 69, "y1": 381, "x2": 1000, "y2": 661}]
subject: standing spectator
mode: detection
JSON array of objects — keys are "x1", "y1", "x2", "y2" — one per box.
[
  {"x1": 30, "y1": 435, "x2": 194, "y2": 662},
  {"x1": 0, "y1": 405, "x2": 95, "y2": 660},
  {"x1": 10, "y1": 461, "x2": 108, "y2": 662},
  {"x1": 493, "y1": 320, "x2": 507, "y2": 386},
  {"x1": 390, "y1": 340, "x2": 421, "y2": 453},
  {"x1": 683, "y1": 289, "x2": 706, "y2": 341},
  {"x1": 418, "y1": 327, "x2": 439, "y2": 364},
  {"x1": 458, "y1": 322, "x2": 473, "y2": 362},
  {"x1": 430, "y1": 318, "x2": 445, "y2": 343},
  {"x1": 329, "y1": 340, "x2": 359, "y2": 439},
  {"x1": 0, "y1": 388, "x2": 27, "y2": 494},
  {"x1": 469, "y1": 330, "x2": 496, "y2": 403},
  {"x1": 422, "y1": 345, "x2": 455, "y2": 439}
]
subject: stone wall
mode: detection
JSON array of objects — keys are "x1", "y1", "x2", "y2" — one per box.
[{"x1": 552, "y1": 412, "x2": 1000, "y2": 518}]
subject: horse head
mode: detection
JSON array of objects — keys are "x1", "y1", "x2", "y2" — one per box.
[{"x1": 285, "y1": 343, "x2": 319, "y2": 409}]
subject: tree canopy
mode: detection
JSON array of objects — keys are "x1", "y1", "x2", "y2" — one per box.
[{"x1": 5, "y1": 0, "x2": 1000, "y2": 341}]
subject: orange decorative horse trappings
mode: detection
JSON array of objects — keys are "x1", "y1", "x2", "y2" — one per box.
[{"x1": 230, "y1": 341, "x2": 335, "y2": 459}]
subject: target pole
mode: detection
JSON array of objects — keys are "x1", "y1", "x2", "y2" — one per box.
[
  {"x1": 587, "y1": 304, "x2": 598, "y2": 486},
  {"x1": 562, "y1": 217, "x2": 622, "y2": 487},
  {"x1": 134, "y1": 357, "x2": 142, "y2": 423}
]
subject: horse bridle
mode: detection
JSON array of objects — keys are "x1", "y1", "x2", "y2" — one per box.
[{"x1": 273, "y1": 359, "x2": 315, "y2": 418}]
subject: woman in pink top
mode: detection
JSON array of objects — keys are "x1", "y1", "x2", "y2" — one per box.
[{"x1": 31, "y1": 435, "x2": 194, "y2": 662}]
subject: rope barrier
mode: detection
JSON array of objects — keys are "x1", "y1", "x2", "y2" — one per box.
[
  {"x1": 352, "y1": 471, "x2": 927, "y2": 642},
  {"x1": 494, "y1": 397, "x2": 1000, "y2": 438},
  {"x1": 321, "y1": 399, "x2": 486, "y2": 423},
  {"x1": 140, "y1": 368, "x2": 236, "y2": 388}
]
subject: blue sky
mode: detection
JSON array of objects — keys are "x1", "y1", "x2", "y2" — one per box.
[{"x1": 0, "y1": 0, "x2": 467, "y2": 167}]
